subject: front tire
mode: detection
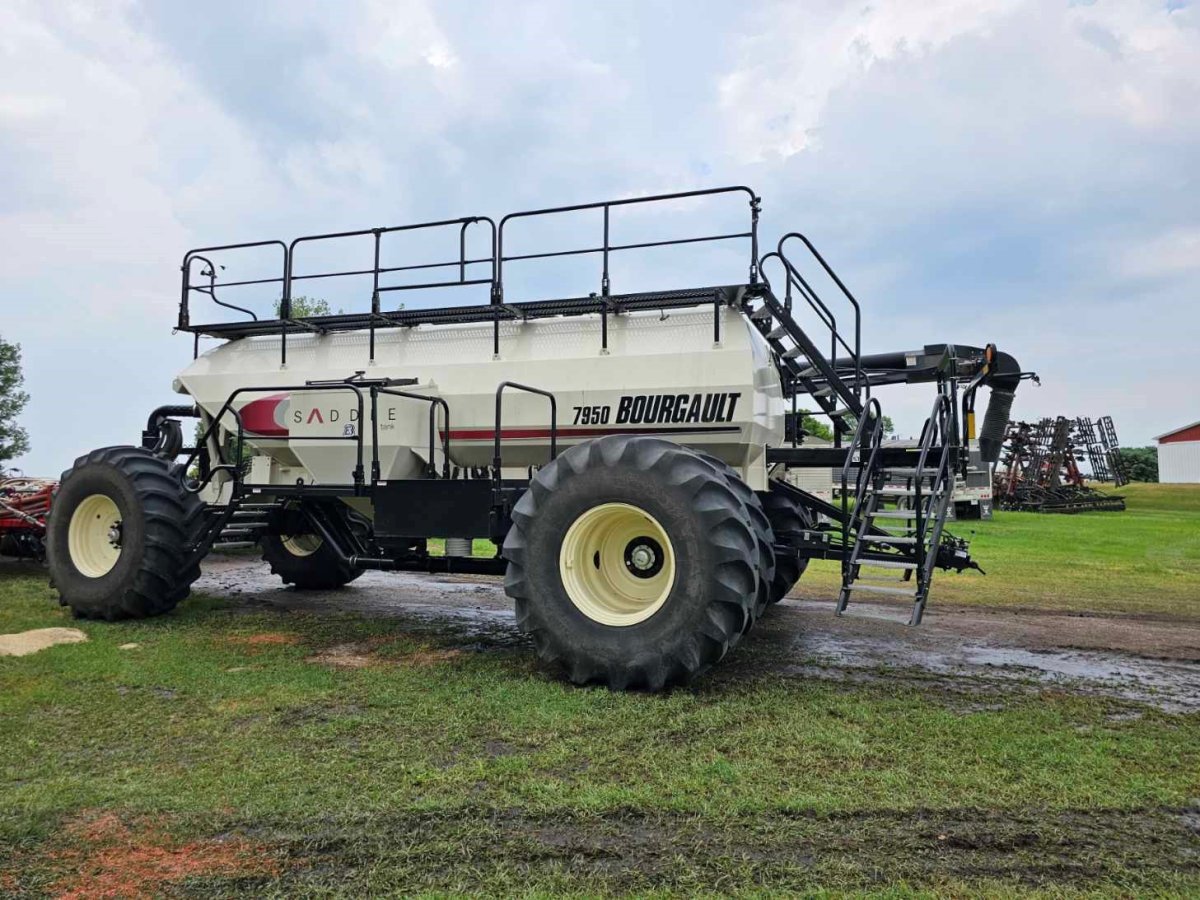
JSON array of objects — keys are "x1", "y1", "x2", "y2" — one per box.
[
  {"x1": 503, "y1": 435, "x2": 758, "y2": 691},
  {"x1": 46, "y1": 446, "x2": 204, "y2": 620}
]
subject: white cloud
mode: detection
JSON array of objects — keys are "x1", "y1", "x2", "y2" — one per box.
[
  {"x1": 1118, "y1": 228, "x2": 1200, "y2": 279},
  {"x1": 718, "y1": 0, "x2": 1018, "y2": 161},
  {"x1": 1, "y1": 0, "x2": 1198, "y2": 475}
]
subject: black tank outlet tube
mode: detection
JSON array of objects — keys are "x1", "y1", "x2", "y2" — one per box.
[{"x1": 978, "y1": 350, "x2": 1021, "y2": 464}]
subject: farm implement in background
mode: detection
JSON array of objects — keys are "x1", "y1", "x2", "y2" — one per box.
[
  {"x1": 994, "y1": 417, "x2": 1127, "y2": 513},
  {"x1": 0, "y1": 476, "x2": 55, "y2": 559}
]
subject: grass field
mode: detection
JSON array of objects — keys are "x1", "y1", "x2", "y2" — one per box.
[
  {"x1": 796, "y1": 482, "x2": 1200, "y2": 617},
  {"x1": 1, "y1": 484, "x2": 1198, "y2": 895}
]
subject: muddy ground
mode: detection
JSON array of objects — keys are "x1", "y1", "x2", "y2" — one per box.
[{"x1": 199, "y1": 554, "x2": 1200, "y2": 711}]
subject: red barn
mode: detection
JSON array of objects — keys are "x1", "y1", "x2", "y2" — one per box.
[{"x1": 1156, "y1": 421, "x2": 1200, "y2": 484}]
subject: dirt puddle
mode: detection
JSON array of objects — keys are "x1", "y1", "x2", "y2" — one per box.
[{"x1": 195, "y1": 554, "x2": 1200, "y2": 711}]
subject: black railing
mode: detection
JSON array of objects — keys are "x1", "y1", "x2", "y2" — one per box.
[
  {"x1": 186, "y1": 377, "x2": 562, "y2": 503},
  {"x1": 492, "y1": 381, "x2": 558, "y2": 494},
  {"x1": 838, "y1": 397, "x2": 883, "y2": 586},
  {"x1": 913, "y1": 393, "x2": 954, "y2": 572},
  {"x1": 494, "y1": 186, "x2": 759, "y2": 353},
  {"x1": 370, "y1": 387, "x2": 451, "y2": 481},
  {"x1": 178, "y1": 187, "x2": 762, "y2": 361},
  {"x1": 185, "y1": 383, "x2": 368, "y2": 494},
  {"x1": 761, "y1": 233, "x2": 864, "y2": 400}
]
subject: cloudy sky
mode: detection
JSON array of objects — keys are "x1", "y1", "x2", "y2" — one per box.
[{"x1": 2, "y1": 0, "x2": 1197, "y2": 475}]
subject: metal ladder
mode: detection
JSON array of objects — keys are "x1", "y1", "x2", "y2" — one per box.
[
  {"x1": 752, "y1": 234, "x2": 866, "y2": 441},
  {"x1": 836, "y1": 392, "x2": 956, "y2": 626},
  {"x1": 214, "y1": 501, "x2": 277, "y2": 549}
]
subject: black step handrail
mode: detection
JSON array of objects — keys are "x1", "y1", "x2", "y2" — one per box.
[
  {"x1": 777, "y1": 234, "x2": 864, "y2": 399},
  {"x1": 911, "y1": 392, "x2": 954, "y2": 596},
  {"x1": 752, "y1": 282, "x2": 864, "y2": 424},
  {"x1": 838, "y1": 397, "x2": 883, "y2": 593},
  {"x1": 758, "y1": 250, "x2": 864, "y2": 404}
]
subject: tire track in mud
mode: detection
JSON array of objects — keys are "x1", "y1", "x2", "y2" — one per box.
[{"x1": 150, "y1": 806, "x2": 1200, "y2": 894}]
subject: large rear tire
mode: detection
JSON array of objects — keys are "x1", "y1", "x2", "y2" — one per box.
[
  {"x1": 761, "y1": 486, "x2": 814, "y2": 604},
  {"x1": 46, "y1": 446, "x2": 205, "y2": 620},
  {"x1": 503, "y1": 435, "x2": 758, "y2": 691}
]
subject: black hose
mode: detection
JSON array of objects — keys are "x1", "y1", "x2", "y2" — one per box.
[
  {"x1": 979, "y1": 388, "x2": 1015, "y2": 463},
  {"x1": 145, "y1": 405, "x2": 199, "y2": 432},
  {"x1": 142, "y1": 404, "x2": 199, "y2": 458},
  {"x1": 978, "y1": 350, "x2": 1022, "y2": 463}
]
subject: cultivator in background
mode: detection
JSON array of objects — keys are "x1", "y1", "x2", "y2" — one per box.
[
  {"x1": 0, "y1": 476, "x2": 55, "y2": 558},
  {"x1": 1075, "y1": 415, "x2": 1127, "y2": 486},
  {"x1": 994, "y1": 418, "x2": 1126, "y2": 513}
]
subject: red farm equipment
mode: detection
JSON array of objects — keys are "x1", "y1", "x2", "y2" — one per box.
[{"x1": 0, "y1": 476, "x2": 55, "y2": 559}]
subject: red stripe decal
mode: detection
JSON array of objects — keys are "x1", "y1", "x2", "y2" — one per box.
[{"x1": 443, "y1": 426, "x2": 739, "y2": 440}]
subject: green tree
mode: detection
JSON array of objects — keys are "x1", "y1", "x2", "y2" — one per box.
[
  {"x1": 1116, "y1": 446, "x2": 1158, "y2": 483},
  {"x1": 0, "y1": 335, "x2": 30, "y2": 468},
  {"x1": 798, "y1": 412, "x2": 893, "y2": 444},
  {"x1": 801, "y1": 415, "x2": 834, "y2": 442},
  {"x1": 277, "y1": 295, "x2": 334, "y2": 318}
]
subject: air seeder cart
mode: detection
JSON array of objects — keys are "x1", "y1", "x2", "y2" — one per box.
[{"x1": 46, "y1": 187, "x2": 1027, "y2": 690}]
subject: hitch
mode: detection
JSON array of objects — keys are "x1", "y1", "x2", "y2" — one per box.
[{"x1": 935, "y1": 534, "x2": 984, "y2": 574}]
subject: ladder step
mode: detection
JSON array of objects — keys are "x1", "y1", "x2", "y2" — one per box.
[
  {"x1": 783, "y1": 347, "x2": 804, "y2": 360},
  {"x1": 869, "y1": 510, "x2": 918, "y2": 519},
  {"x1": 812, "y1": 386, "x2": 833, "y2": 398},
  {"x1": 751, "y1": 306, "x2": 774, "y2": 322},
  {"x1": 853, "y1": 573, "x2": 913, "y2": 585},
  {"x1": 874, "y1": 487, "x2": 916, "y2": 496},
  {"x1": 767, "y1": 325, "x2": 789, "y2": 340},
  {"x1": 213, "y1": 541, "x2": 257, "y2": 549},
  {"x1": 867, "y1": 535, "x2": 917, "y2": 544},
  {"x1": 857, "y1": 558, "x2": 915, "y2": 570},
  {"x1": 884, "y1": 468, "x2": 939, "y2": 478},
  {"x1": 796, "y1": 366, "x2": 818, "y2": 378},
  {"x1": 830, "y1": 407, "x2": 854, "y2": 418},
  {"x1": 846, "y1": 584, "x2": 918, "y2": 596}
]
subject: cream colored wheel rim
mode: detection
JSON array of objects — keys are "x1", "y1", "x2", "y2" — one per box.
[
  {"x1": 282, "y1": 534, "x2": 322, "y2": 557},
  {"x1": 559, "y1": 502, "x2": 676, "y2": 627},
  {"x1": 68, "y1": 493, "x2": 123, "y2": 578}
]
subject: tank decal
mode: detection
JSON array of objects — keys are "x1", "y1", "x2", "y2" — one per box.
[
  {"x1": 615, "y1": 392, "x2": 740, "y2": 425},
  {"x1": 239, "y1": 392, "x2": 290, "y2": 437}
]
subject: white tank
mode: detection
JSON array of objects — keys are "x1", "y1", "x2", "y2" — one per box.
[{"x1": 177, "y1": 304, "x2": 784, "y2": 486}]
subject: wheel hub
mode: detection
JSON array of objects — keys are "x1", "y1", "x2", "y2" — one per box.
[
  {"x1": 559, "y1": 502, "x2": 677, "y2": 627},
  {"x1": 67, "y1": 493, "x2": 124, "y2": 578},
  {"x1": 624, "y1": 537, "x2": 665, "y2": 578}
]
